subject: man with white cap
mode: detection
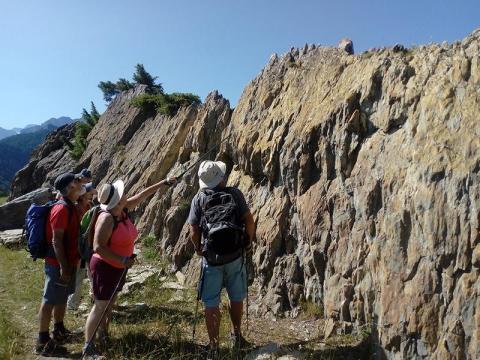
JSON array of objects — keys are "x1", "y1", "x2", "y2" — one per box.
[{"x1": 188, "y1": 160, "x2": 256, "y2": 357}]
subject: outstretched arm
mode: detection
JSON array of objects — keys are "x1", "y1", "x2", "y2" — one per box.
[{"x1": 125, "y1": 177, "x2": 176, "y2": 211}]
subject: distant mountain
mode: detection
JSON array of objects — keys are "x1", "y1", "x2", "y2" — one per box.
[
  {"x1": 0, "y1": 127, "x2": 21, "y2": 140},
  {"x1": 0, "y1": 116, "x2": 76, "y2": 193},
  {"x1": 0, "y1": 129, "x2": 53, "y2": 193},
  {"x1": 19, "y1": 116, "x2": 75, "y2": 134}
]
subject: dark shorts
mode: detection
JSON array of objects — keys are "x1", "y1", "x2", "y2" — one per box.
[
  {"x1": 43, "y1": 264, "x2": 76, "y2": 305},
  {"x1": 90, "y1": 256, "x2": 126, "y2": 301}
]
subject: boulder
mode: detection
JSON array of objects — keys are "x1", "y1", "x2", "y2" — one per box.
[
  {"x1": 0, "y1": 229, "x2": 23, "y2": 249},
  {"x1": 0, "y1": 188, "x2": 54, "y2": 230},
  {"x1": 338, "y1": 38, "x2": 354, "y2": 55}
]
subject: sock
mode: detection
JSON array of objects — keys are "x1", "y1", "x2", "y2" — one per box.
[
  {"x1": 54, "y1": 321, "x2": 65, "y2": 332},
  {"x1": 38, "y1": 331, "x2": 50, "y2": 343}
]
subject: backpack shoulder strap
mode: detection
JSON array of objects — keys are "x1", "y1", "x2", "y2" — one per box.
[
  {"x1": 199, "y1": 189, "x2": 214, "y2": 211},
  {"x1": 98, "y1": 209, "x2": 120, "y2": 246},
  {"x1": 223, "y1": 187, "x2": 244, "y2": 223}
]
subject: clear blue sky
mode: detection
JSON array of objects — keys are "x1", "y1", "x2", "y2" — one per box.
[{"x1": 0, "y1": 0, "x2": 478, "y2": 129}]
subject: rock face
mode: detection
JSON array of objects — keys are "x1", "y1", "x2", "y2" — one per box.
[{"x1": 8, "y1": 29, "x2": 480, "y2": 358}]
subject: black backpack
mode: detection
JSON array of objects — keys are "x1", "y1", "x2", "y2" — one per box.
[{"x1": 199, "y1": 188, "x2": 246, "y2": 265}]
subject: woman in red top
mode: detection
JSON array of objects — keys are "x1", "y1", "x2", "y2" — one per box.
[{"x1": 83, "y1": 176, "x2": 176, "y2": 358}]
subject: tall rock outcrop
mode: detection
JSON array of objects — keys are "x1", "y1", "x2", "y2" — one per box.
[{"x1": 8, "y1": 29, "x2": 480, "y2": 358}]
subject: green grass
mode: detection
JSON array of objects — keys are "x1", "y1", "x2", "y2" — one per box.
[
  {"x1": 178, "y1": 200, "x2": 190, "y2": 212},
  {"x1": 140, "y1": 234, "x2": 161, "y2": 261},
  {"x1": 0, "y1": 196, "x2": 7, "y2": 206},
  {"x1": 0, "y1": 308, "x2": 22, "y2": 360},
  {"x1": 300, "y1": 299, "x2": 324, "y2": 319},
  {"x1": 0, "y1": 247, "x2": 86, "y2": 359},
  {"x1": 0, "y1": 247, "x2": 44, "y2": 359},
  {"x1": 0, "y1": 246, "x2": 372, "y2": 359}
]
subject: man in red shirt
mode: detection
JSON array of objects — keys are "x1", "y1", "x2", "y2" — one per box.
[{"x1": 36, "y1": 172, "x2": 83, "y2": 356}]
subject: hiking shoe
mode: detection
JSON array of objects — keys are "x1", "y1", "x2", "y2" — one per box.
[
  {"x1": 52, "y1": 327, "x2": 73, "y2": 343},
  {"x1": 34, "y1": 339, "x2": 68, "y2": 356},
  {"x1": 82, "y1": 344, "x2": 106, "y2": 360},
  {"x1": 203, "y1": 344, "x2": 219, "y2": 360},
  {"x1": 230, "y1": 332, "x2": 251, "y2": 350}
]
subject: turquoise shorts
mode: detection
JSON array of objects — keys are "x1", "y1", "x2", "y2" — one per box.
[{"x1": 200, "y1": 256, "x2": 247, "y2": 308}]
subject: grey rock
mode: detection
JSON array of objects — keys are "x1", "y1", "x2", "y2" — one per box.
[
  {"x1": 338, "y1": 38, "x2": 354, "y2": 55},
  {"x1": 0, "y1": 188, "x2": 54, "y2": 230},
  {"x1": 0, "y1": 229, "x2": 23, "y2": 249}
]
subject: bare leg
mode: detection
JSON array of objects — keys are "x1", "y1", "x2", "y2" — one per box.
[
  {"x1": 39, "y1": 303, "x2": 54, "y2": 333},
  {"x1": 85, "y1": 300, "x2": 109, "y2": 343},
  {"x1": 104, "y1": 293, "x2": 117, "y2": 334},
  {"x1": 53, "y1": 303, "x2": 67, "y2": 324},
  {"x1": 229, "y1": 300, "x2": 243, "y2": 335},
  {"x1": 205, "y1": 306, "x2": 221, "y2": 347}
]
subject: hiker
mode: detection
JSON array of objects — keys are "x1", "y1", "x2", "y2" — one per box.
[
  {"x1": 77, "y1": 182, "x2": 97, "y2": 218},
  {"x1": 188, "y1": 160, "x2": 255, "y2": 357},
  {"x1": 79, "y1": 168, "x2": 93, "y2": 183},
  {"x1": 54, "y1": 168, "x2": 91, "y2": 200},
  {"x1": 36, "y1": 172, "x2": 83, "y2": 356},
  {"x1": 83, "y1": 176, "x2": 176, "y2": 358},
  {"x1": 67, "y1": 182, "x2": 97, "y2": 311}
]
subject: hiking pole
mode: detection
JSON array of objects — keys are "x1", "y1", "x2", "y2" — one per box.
[
  {"x1": 245, "y1": 253, "x2": 249, "y2": 332},
  {"x1": 192, "y1": 259, "x2": 205, "y2": 342},
  {"x1": 81, "y1": 254, "x2": 136, "y2": 359},
  {"x1": 176, "y1": 134, "x2": 232, "y2": 180}
]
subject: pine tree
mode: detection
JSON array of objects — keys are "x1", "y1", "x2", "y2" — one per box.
[
  {"x1": 116, "y1": 78, "x2": 134, "y2": 91},
  {"x1": 132, "y1": 64, "x2": 163, "y2": 94},
  {"x1": 98, "y1": 81, "x2": 119, "y2": 102},
  {"x1": 90, "y1": 102, "x2": 100, "y2": 123}
]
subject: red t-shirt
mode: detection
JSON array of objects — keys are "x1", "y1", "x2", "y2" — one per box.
[{"x1": 45, "y1": 198, "x2": 80, "y2": 266}]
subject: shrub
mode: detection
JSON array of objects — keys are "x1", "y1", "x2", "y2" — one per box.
[
  {"x1": 131, "y1": 93, "x2": 201, "y2": 117},
  {"x1": 141, "y1": 234, "x2": 159, "y2": 261}
]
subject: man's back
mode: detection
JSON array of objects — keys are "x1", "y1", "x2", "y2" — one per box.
[{"x1": 189, "y1": 186, "x2": 249, "y2": 265}]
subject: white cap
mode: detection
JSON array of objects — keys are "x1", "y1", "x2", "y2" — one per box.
[{"x1": 198, "y1": 161, "x2": 226, "y2": 189}]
